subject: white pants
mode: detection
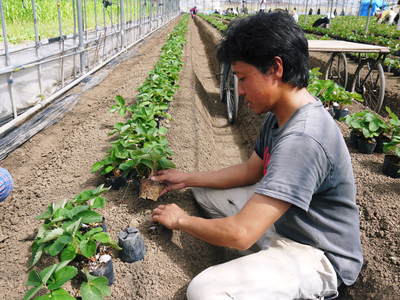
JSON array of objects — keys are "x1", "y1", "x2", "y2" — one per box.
[{"x1": 188, "y1": 186, "x2": 339, "y2": 300}]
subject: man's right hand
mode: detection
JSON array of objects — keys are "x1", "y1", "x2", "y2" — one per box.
[{"x1": 151, "y1": 169, "x2": 189, "y2": 196}]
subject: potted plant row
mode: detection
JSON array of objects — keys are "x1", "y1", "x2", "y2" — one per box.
[
  {"x1": 91, "y1": 16, "x2": 189, "y2": 200},
  {"x1": 307, "y1": 68, "x2": 363, "y2": 119},
  {"x1": 24, "y1": 185, "x2": 121, "y2": 300}
]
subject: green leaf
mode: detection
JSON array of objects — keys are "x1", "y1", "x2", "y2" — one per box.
[
  {"x1": 47, "y1": 267, "x2": 78, "y2": 290},
  {"x1": 23, "y1": 286, "x2": 43, "y2": 300},
  {"x1": 92, "y1": 232, "x2": 121, "y2": 250},
  {"x1": 47, "y1": 234, "x2": 72, "y2": 256},
  {"x1": 26, "y1": 270, "x2": 42, "y2": 287},
  {"x1": 36, "y1": 205, "x2": 53, "y2": 220},
  {"x1": 91, "y1": 232, "x2": 111, "y2": 244},
  {"x1": 81, "y1": 277, "x2": 111, "y2": 300},
  {"x1": 64, "y1": 219, "x2": 81, "y2": 235},
  {"x1": 159, "y1": 157, "x2": 175, "y2": 169},
  {"x1": 158, "y1": 127, "x2": 168, "y2": 135},
  {"x1": 80, "y1": 282, "x2": 103, "y2": 300},
  {"x1": 34, "y1": 288, "x2": 76, "y2": 300},
  {"x1": 74, "y1": 190, "x2": 95, "y2": 204},
  {"x1": 115, "y1": 95, "x2": 125, "y2": 106},
  {"x1": 369, "y1": 121, "x2": 379, "y2": 132},
  {"x1": 50, "y1": 208, "x2": 71, "y2": 223},
  {"x1": 75, "y1": 210, "x2": 103, "y2": 224},
  {"x1": 91, "y1": 161, "x2": 105, "y2": 173},
  {"x1": 56, "y1": 243, "x2": 77, "y2": 271},
  {"x1": 119, "y1": 160, "x2": 137, "y2": 171},
  {"x1": 103, "y1": 165, "x2": 114, "y2": 174},
  {"x1": 29, "y1": 243, "x2": 44, "y2": 268},
  {"x1": 39, "y1": 264, "x2": 58, "y2": 285},
  {"x1": 90, "y1": 277, "x2": 111, "y2": 297},
  {"x1": 140, "y1": 159, "x2": 154, "y2": 170},
  {"x1": 41, "y1": 228, "x2": 64, "y2": 243},
  {"x1": 67, "y1": 205, "x2": 89, "y2": 219},
  {"x1": 91, "y1": 197, "x2": 106, "y2": 209},
  {"x1": 83, "y1": 227, "x2": 103, "y2": 239},
  {"x1": 80, "y1": 239, "x2": 97, "y2": 258}
]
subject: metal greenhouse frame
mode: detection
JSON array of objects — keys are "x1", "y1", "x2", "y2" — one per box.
[{"x1": 0, "y1": 0, "x2": 180, "y2": 135}]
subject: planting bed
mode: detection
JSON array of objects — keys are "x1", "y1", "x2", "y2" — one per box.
[{"x1": 0, "y1": 14, "x2": 399, "y2": 300}]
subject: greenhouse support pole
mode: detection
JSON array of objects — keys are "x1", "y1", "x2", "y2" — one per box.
[
  {"x1": 94, "y1": 0, "x2": 98, "y2": 37},
  {"x1": 304, "y1": 0, "x2": 309, "y2": 24},
  {"x1": 0, "y1": 0, "x2": 17, "y2": 119},
  {"x1": 365, "y1": 0, "x2": 373, "y2": 34},
  {"x1": 77, "y1": 0, "x2": 86, "y2": 74},
  {"x1": 31, "y1": 0, "x2": 43, "y2": 94},
  {"x1": 120, "y1": 0, "x2": 126, "y2": 48},
  {"x1": 57, "y1": 1, "x2": 66, "y2": 87}
]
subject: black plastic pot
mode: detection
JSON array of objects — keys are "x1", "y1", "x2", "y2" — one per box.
[
  {"x1": 104, "y1": 175, "x2": 128, "y2": 190},
  {"x1": 357, "y1": 137, "x2": 376, "y2": 154},
  {"x1": 382, "y1": 155, "x2": 400, "y2": 178},
  {"x1": 90, "y1": 259, "x2": 114, "y2": 286},
  {"x1": 334, "y1": 108, "x2": 349, "y2": 120},
  {"x1": 118, "y1": 227, "x2": 146, "y2": 263},
  {"x1": 375, "y1": 135, "x2": 390, "y2": 153},
  {"x1": 393, "y1": 68, "x2": 400, "y2": 77},
  {"x1": 349, "y1": 130, "x2": 361, "y2": 148}
]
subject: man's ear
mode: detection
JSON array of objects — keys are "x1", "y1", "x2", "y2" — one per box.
[{"x1": 272, "y1": 56, "x2": 284, "y2": 79}]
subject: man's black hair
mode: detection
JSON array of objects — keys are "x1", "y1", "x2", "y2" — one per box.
[{"x1": 217, "y1": 11, "x2": 309, "y2": 88}]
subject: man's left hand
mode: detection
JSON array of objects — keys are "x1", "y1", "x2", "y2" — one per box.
[{"x1": 151, "y1": 204, "x2": 188, "y2": 230}]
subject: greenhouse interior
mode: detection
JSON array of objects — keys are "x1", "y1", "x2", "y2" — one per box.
[{"x1": 0, "y1": 0, "x2": 399, "y2": 299}]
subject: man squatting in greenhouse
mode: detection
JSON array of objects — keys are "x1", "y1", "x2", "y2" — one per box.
[{"x1": 151, "y1": 12, "x2": 362, "y2": 300}]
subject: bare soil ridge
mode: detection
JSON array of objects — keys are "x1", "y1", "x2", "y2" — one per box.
[{"x1": 0, "y1": 15, "x2": 398, "y2": 300}]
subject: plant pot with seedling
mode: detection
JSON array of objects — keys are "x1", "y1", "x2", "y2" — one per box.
[
  {"x1": 381, "y1": 108, "x2": 400, "y2": 177},
  {"x1": 375, "y1": 134, "x2": 391, "y2": 153},
  {"x1": 343, "y1": 110, "x2": 388, "y2": 154},
  {"x1": 382, "y1": 136, "x2": 400, "y2": 178},
  {"x1": 134, "y1": 144, "x2": 175, "y2": 201},
  {"x1": 24, "y1": 186, "x2": 121, "y2": 300}
]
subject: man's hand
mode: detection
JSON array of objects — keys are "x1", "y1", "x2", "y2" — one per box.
[
  {"x1": 151, "y1": 204, "x2": 188, "y2": 230},
  {"x1": 151, "y1": 169, "x2": 189, "y2": 196}
]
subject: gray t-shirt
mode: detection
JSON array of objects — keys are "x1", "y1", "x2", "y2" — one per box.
[{"x1": 254, "y1": 101, "x2": 363, "y2": 286}]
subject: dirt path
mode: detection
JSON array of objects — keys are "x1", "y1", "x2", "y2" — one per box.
[{"x1": 0, "y1": 14, "x2": 399, "y2": 300}]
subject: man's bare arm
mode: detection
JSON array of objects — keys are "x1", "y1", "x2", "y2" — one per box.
[
  {"x1": 152, "y1": 193, "x2": 291, "y2": 250},
  {"x1": 152, "y1": 151, "x2": 264, "y2": 194}
]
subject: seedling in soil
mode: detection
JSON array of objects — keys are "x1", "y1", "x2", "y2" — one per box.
[{"x1": 24, "y1": 186, "x2": 120, "y2": 300}]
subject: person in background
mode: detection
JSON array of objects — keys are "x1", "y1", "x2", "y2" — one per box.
[
  {"x1": 189, "y1": 6, "x2": 197, "y2": 18},
  {"x1": 317, "y1": 7, "x2": 321, "y2": 14},
  {"x1": 309, "y1": 7, "x2": 313, "y2": 15},
  {"x1": 290, "y1": 7, "x2": 299, "y2": 23},
  {"x1": 0, "y1": 167, "x2": 13, "y2": 202},
  {"x1": 152, "y1": 11, "x2": 362, "y2": 299},
  {"x1": 312, "y1": 16, "x2": 331, "y2": 28},
  {"x1": 377, "y1": 8, "x2": 398, "y2": 25}
]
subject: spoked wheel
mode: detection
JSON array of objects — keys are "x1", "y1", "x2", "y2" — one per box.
[
  {"x1": 219, "y1": 64, "x2": 226, "y2": 102},
  {"x1": 324, "y1": 52, "x2": 348, "y2": 89},
  {"x1": 351, "y1": 59, "x2": 385, "y2": 113},
  {"x1": 225, "y1": 67, "x2": 239, "y2": 124}
]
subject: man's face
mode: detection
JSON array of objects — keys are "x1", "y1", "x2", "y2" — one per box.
[{"x1": 232, "y1": 61, "x2": 280, "y2": 114}]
